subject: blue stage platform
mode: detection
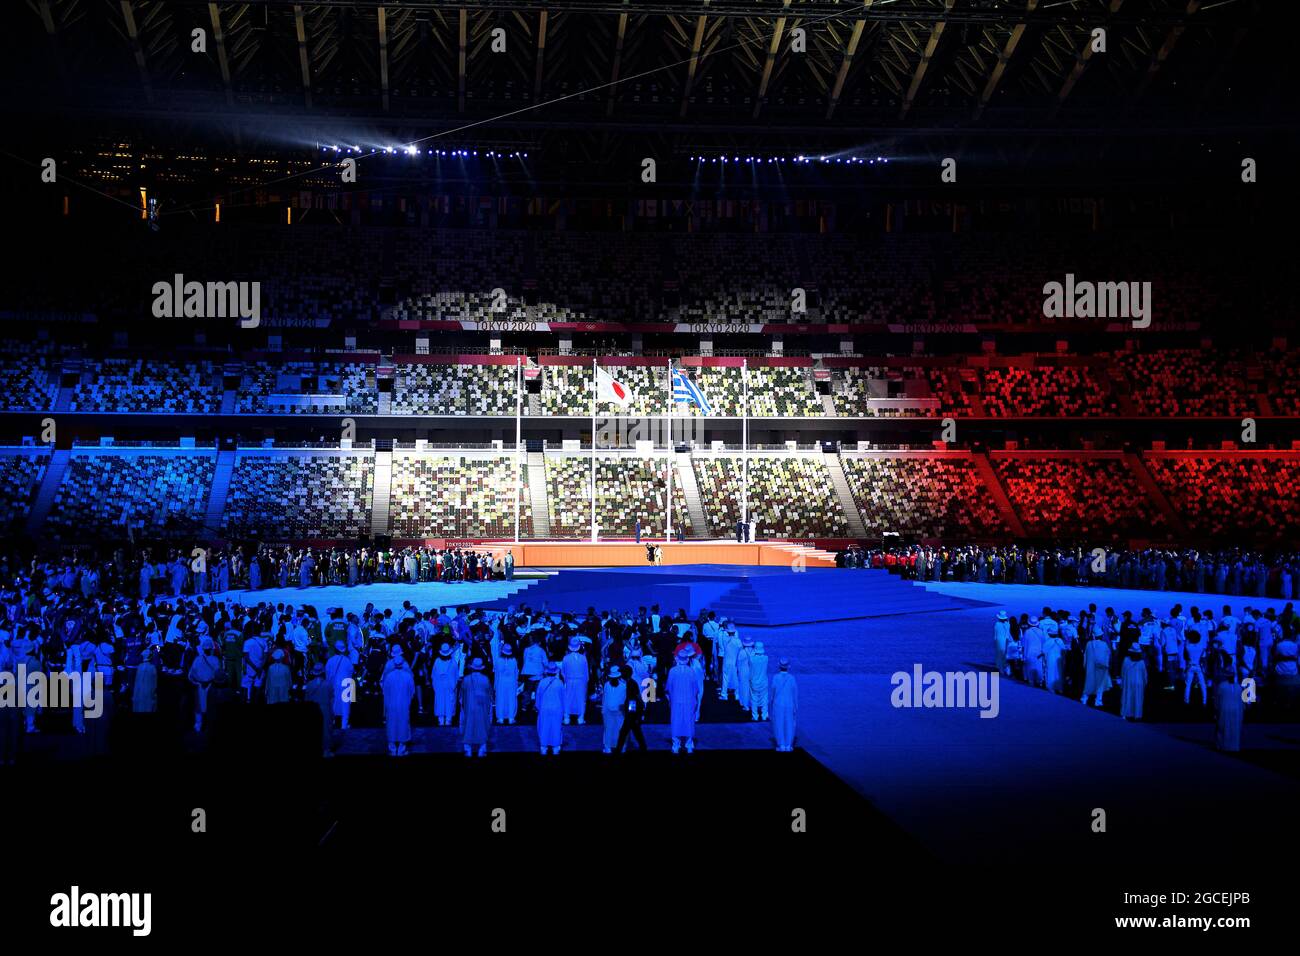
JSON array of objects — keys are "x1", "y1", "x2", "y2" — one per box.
[
  {"x1": 474, "y1": 565, "x2": 990, "y2": 626},
  {"x1": 214, "y1": 578, "x2": 541, "y2": 619}
]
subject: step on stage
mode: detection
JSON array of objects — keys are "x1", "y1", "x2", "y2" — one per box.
[{"x1": 477, "y1": 563, "x2": 991, "y2": 627}]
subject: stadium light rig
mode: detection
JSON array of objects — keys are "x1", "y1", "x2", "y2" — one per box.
[
  {"x1": 318, "y1": 144, "x2": 531, "y2": 161},
  {"x1": 689, "y1": 153, "x2": 889, "y2": 166}
]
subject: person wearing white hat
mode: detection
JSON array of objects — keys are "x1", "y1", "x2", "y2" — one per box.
[
  {"x1": 1157, "y1": 617, "x2": 1184, "y2": 691},
  {"x1": 1211, "y1": 638, "x2": 1243, "y2": 752},
  {"x1": 771, "y1": 658, "x2": 798, "y2": 751},
  {"x1": 132, "y1": 647, "x2": 159, "y2": 714},
  {"x1": 241, "y1": 627, "x2": 268, "y2": 702},
  {"x1": 749, "y1": 642, "x2": 770, "y2": 721},
  {"x1": 347, "y1": 613, "x2": 365, "y2": 665},
  {"x1": 1120, "y1": 645, "x2": 1147, "y2": 721},
  {"x1": 700, "y1": 611, "x2": 721, "y2": 681},
  {"x1": 382, "y1": 646, "x2": 416, "y2": 756},
  {"x1": 626, "y1": 649, "x2": 649, "y2": 688},
  {"x1": 687, "y1": 646, "x2": 705, "y2": 719},
  {"x1": 666, "y1": 648, "x2": 701, "y2": 754},
  {"x1": 601, "y1": 665, "x2": 628, "y2": 753},
  {"x1": 520, "y1": 636, "x2": 547, "y2": 716},
  {"x1": 326, "y1": 640, "x2": 355, "y2": 731},
  {"x1": 1021, "y1": 616, "x2": 1046, "y2": 688},
  {"x1": 1043, "y1": 624, "x2": 1067, "y2": 695},
  {"x1": 1081, "y1": 628, "x2": 1113, "y2": 707},
  {"x1": 1039, "y1": 610, "x2": 1060, "y2": 644},
  {"x1": 139, "y1": 559, "x2": 156, "y2": 601},
  {"x1": 719, "y1": 621, "x2": 741, "y2": 701},
  {"x1": 736, "y1": 635, "x2": 757, "y2": 712},
  {"x1": 431, "y1": 642, "x2": 459, "y2": 726},
  {"x1": 535, "y1": 661, "x2": 565, "y2": 755},
  {"x1": 494, "y1": 642, "x2": 519, "y2": 724},
  {"x1": 188, "y1": 636, "x2": 224, "y2": 732},
  {"x1": 461, "y1": 658, "x2": 492, "y2": 757},
  {"x1": 561, "y1": 637, "x2": 589, "y2": 725},
  {"x1": 1059, "y1": 614, "x2": 1079, "y2": 664},
  {"x1": 265, "y1": 648, "x2": 292, "y2": 705},
  {"x1": 993, "y1": 611, "x2": 1011, "y2": 676}
]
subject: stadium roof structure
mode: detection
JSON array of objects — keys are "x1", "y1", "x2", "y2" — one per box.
[
  {"x1": 7, "y1": 0, "x2": 1284, "y2": 137},
  {"x1": 3, "y1": 0, "x2": 1292, "y2": 204}
]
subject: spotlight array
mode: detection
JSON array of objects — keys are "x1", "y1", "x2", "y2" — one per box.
[
  {"x1": 688, "y1": 153, "x2": 890, "y2": 165},
  {"x1": 318, "y1": 145, "x2": 529, "y2": 159}
]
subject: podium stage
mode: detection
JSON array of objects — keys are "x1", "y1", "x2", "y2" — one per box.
[
  {"x1": 474, "y1": 563, "x2": 990, "y2": 626},
  {"x1": 502, "y1": 539, "x2": 839, "y2": 570}
]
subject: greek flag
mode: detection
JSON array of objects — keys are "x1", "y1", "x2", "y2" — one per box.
[{"x1": 671, "y1": 367, "x2": 712, "y2": 416}]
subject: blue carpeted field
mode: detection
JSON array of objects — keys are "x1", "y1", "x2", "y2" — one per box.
[{"x1": 219, "y1": 566, "x2": 1300, "y2": 865}]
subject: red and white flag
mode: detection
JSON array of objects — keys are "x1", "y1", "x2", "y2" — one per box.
[{"x1": 596, "y1": 366, "x2": 635, "y2": 408}]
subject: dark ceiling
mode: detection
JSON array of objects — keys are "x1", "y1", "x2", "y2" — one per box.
[{"x1": 4, "y1": 1, "x2": 1287, "y2": 135}]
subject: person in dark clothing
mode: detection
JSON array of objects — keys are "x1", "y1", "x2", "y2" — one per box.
[
  {"x1": 616, "y1": 676, "x2": 648, "y2": 753},
  {"x1": 158, "y1": 637, "x2": 187, "y2": 725},
  {"x1": 651, "y1": 627, "x2": 675, "y2": 688},
  {"x1": 580, "y1": 611, "x2": 601, "y2": 647},
  {"x1": 1116, "y1": 613, "x2": 1141, "y2": 678}
]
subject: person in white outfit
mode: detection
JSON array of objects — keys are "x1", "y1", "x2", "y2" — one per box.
[
  {"x1": 749, "y1": 642, "x2": 770, "y2": 720},
  {"x1": 771, "y1": 658, "x2": 798, "y2": 751},
  {"x1": 993, "y1": 611, "x2": 1011, "y2": 676},
  {"x1": 718, "y1": 621, "x2": 741, "y2": 701},
  {"x1": 1183, "y1": 629, "x2": 1208, "y2": 706},
  {"x1": 494, "y1": 642, "x2": 519, "y2": 724},
  {"x1": 326, "y1": 641, "x2": 355, "y2": 730}
]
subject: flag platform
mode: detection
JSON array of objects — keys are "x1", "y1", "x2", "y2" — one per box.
[{"x1": 501, "y1": 539, "x2": 838, "y2": 569}]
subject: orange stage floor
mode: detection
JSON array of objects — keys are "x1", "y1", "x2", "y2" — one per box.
[{"x1": 488, "y1": 540, "x2": 838, "y2": 569}]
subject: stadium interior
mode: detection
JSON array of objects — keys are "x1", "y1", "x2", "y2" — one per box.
[{"x1": 0, "y1": 0, "x2": 1296, "y2": 937}]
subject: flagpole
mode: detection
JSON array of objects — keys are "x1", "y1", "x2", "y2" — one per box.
[
  {"x1": 666, "y1": 359, "x2": 673, "y2": 543},
  {"x1": 666, "y1": 446, "x2": 673, "y2": 544},
  {"x1": 742, "y1": 359, "x2": 749, "y2": 530},
  {"x1": 514, "y1": 356, "x2": 521, "y2": 543},
  {"x1": 590, "y1": 356, "x2": 597, "y2": 543}
]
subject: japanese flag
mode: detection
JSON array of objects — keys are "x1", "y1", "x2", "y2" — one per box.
[{"x1": 596, "y1": 366, "x2": 635, "y2": 408}]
